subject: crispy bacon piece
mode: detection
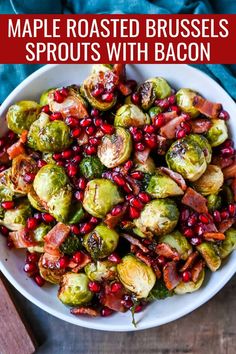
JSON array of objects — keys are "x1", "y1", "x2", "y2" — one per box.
[
  {"x1": 20, "y1": 130, "x2": 28, "y2": 143},
  {"x1": 160, "y1": 115, "x2": 185, "y2": 139},
  {"x1": 134, "y1": 147, "x2": 151, "y2": 163},
  {"x1": 159, "y1": 167, "x2": 187, "y2": 191},
  {"x1": 193, "y1": 95, "x2": 222, "y2": 118},
  {"x1": 179, "y1": 251, "x2": 199, "y2": 272},
  {"x1": 156, "y1": 135, "x2": 168, "y2": 155},
  {"x1": 203, "y1": 232, "x2": 225, "y2": 241},
  {"x1": 105, "y1": 204, "x2": 128, "y2": 229},
  {"x1": 9, "y1": 228, "x2": 37, "y2": 248},
  {"x1": 223, "y1": 163, "x2": 236, "y2": 179},
  {"x1": 162, "y1": 111, "x2": 178, "y2": 123},
  {"x1": 67, "y1": 253, "x2": 91, "y2": 273},
  {"x1": 0, "y1": 150, "x2": 10, "y2": 165},
  {"x1": 100, "y1": 284, "x2": 126, "y2": 312},
  {"x1": 78, "y1": 131, "x2": 89, "y2": 145},
  {"x1": 121, "y1": 233, "x2": 149, "y2": 253},
  {"x1": 44, "y1": 223, "x2": 70, "y2": 257},
  {"x1": 212, "y1": 155, "x2": 235, "y2": 170},
  {"x1": 181, "y1": 187, "x2": 208, "y2": 214},
  {"x1": 155, "y1": 243, "x2": 180, "y2": 261},
  {"x1": 231, "y1": 178, "x2": 236, "y2": 202},
  {"x1": 136, "y1": 250, "x2": 152, "y2": 266},
  {"x1": 190, "y1": 118, "x2": 212, "y2": 133},
  {"x1": 163, "y1": 261, "x2": 180, "y2": 290},
  {"x1": 152, "y1": 263, "x2": 162, "y2": 279},
  {"x1": 113, "y1": 64, "x2": 126, "y2": 81},
  {"x1": 218, "y1": 219, "x2": 235, "y2": 233},
  {"x1": 191, "y1": 259, "x2": 205, "y2": 283},
  {"x1": 71, "y1": 307, "x2": 99, "y2": 317},
  {"x1": 7, "y1": 140, "x2": 25, "y2": 160},
  {"x1": 118, "y1": 82, "x2": 132, "y2": 96}
]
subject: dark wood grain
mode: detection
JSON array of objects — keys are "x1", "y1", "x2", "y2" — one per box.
[{"x1": 3, "y1": 274, "x2": 235, "y2": 354}]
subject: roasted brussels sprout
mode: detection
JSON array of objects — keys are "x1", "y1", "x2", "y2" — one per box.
[
  {"x1": 0, "y1": 169, "x2": 15, "y2": 201},
  {"x1": 133, "y1": 156, "x2": 156, "y2": 174},
  {"x1": 148, "y1": 280, "x2": 173, "y2": 300},
  {"x1": 58, "y1": 273, "x2": 93, "y2": 306},
  {"x1": 27, "y1": 112, "x2": 72, "y2": 153},
  {"x1": 148, "y1": 106, "x2": 163, "y2": 119},
  {"x1": 219, "y1": 228, "x2": 236, "y2": 259},
  {"x1": 85, "y1": 260, "x2": 117, "y2": 281},
  {"x1": 134, "y1": 199, "x2": 179, "y2": 237},
  {"x1": 192, "y1": 165, "x2": 224, "y2": 196},
  {"x1": 83, "y1": 224, "x2": 119, "y2": 259},
  {"x1": 166, "y1": 137, "x2": 207, "y2": 182},
  {"x1": 160, "y1": 231, "x2": 192, "y2": 260},
  {"x1": 32, "y1": 164, "x2": 72, "y2": 222},
  {"x1": 139, "y1": 78, "x2": 171, "y2": 110},
  {"x1": 221, "y1": 185, "x2": 234, "y2": 204},
  {"x1": 39, "y1": 88, "x2": 55, "y2": 106},
  {"x1": 197, "y1": 242, "x2": 221, "y2": 272},
  {"x1": 27, "y1": 188, "x2": 47, "y2": 212},
  {"x1": 83, "y1": 179, "x2": 123, "y2": 218},
  {"x1": 174, "y1": 270, "x2": 205, "y2": 294},
  {"x1": 67, "y1": 201, "x2": 85, "y2": 225},
  {"x1": 186, "y1": 134, "x2": 212, "y2": 164},
  {"x1": 79, "y1": 156, "x2": 105, "y2": 180},
  {"x1": 6, "y1": 101, "x2": 41, "y2": 134},
  {"x1": 117, "y1": 255, "x2": 156, "y2": 298},
  {"x1": 176, "y1": 88, "x2": 199, "y2": 118},
  {"x1": 114, "y1": 104, "x2": 150, "y2": 127},
  {"x1": 206, "y1": 119, "x2": 228, "y2": 147},
  {"x1": 38, "y1": 255, "x2": 65, "y2": 284},
  {"x1": 98, "y1": 127, "x2": 132, "y2": 168},
  {"x1": 60, "y1": 234, "x2": 82, "y2": 255},
  {"x1": 0, "y1": 199, "x2": 31, "y2": 231},
  {"x1": 207, "y1": 194, "x2": 222, "y2": 211},
  {"x1": 146, "y1": 170, "x2": 184, "y2": 198},
  {"x1": 10, "y1": 154, "x2": 38, "y2": 195}
]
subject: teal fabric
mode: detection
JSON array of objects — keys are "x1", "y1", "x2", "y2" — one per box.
[{"x1": 0, "y1": 0, "x2": 235, "y2": 103}]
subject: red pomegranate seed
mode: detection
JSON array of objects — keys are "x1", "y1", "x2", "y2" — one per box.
[
  {"x1": 138, "y1": 192, "x2": 151, "y2": 203},
  {"x1": 65, "y1": 116, "x2": 79, "y2": 127},
  {"x1": 88, "y1": 281, "x2": 101, "y2": 293},
  {"x1": 1, "y1": 201, "x2": 14, "y2": 210},
  {"x1": 199, "y1": 214, "x2": 209, "y2": 224},
  {"x1": 71, "y1": 128, "x2": 81, "y2": 138},
  {"x1": 182, "y1": 271, "x2": 192, "y2": 282},
  {"x1": 101, "y1": 92, "x2": 114, "y2": 102},
  {"x1": 89, "y1": 137, "x2": 100, "y2": 146},
  {"x1": 221, "y1": 147, "x2": 234, "y2": 157},
  {"x1": 26, "y1": 252, "x2": 39, "y2": 263},
  {"x1": 101, "y1": 307, "x2": 113, "y2": 317},
  {"x1": 228, "y1": 204, "x2": 236, "y2": 217},
  {"x1": 129, "y1": 206, "x2": 140, "y2": 219},
  {"x1": 155, "y1": 98, "x2": 169, "y2": 109},
  {"x1": 67, "y1": 164, "x2": 77, "y2": 177},
  {"x1": 129, "y1": 126, "x2": 138, "y2": 135},
  {"x1": 157, "y1": 256, "x2": 167, "y2": 268},
  {"x1": 80, "y1": 118, "x2": 92, "y2": 127},
  {"x1": 113, "y1": 174, "x2": 126, "y2": 186},
  {"x1": 0, "y1": 138, "x2": 6, "y2": 148},
  {"x1": 59, "y1": 87, "x2": 68, "y2": 97},
  {"x1": 73, "y1": 251, "x2": 83, "y2": 264},
  {"x1": 168, "y1": 95, "x2": 176, "y2": 105},
  {"x1": 0, "y1": 165, "x2": 6, "y2": 173},
  {"x1": 70, "y1": 225, "x2": 80, "y2": 235},
  {"x1": 101, "y1": 123, "x2": 114, "y2": 135},
  {"x1": 187, "y1": 214, "x2": 197, "y2": 227},
  {"x1": 75, "y1": 190, "x2": 84, "y2": 201},
  {"x1": 108, "y1": 253, "x2": 121, "y2": 264},
  {"x1": 182, "y1": 113, "x2": 191, "y2": 121},
  {"x1": 176, "y1": 129, "x2": 186, "y2": 139},
  {"x1": 183, "y1": 228, "x2": 194, "y2": 238},
  {"x1": 190, "y1": 237, "x2": 202, "y2": 246},
  {"x1": 42, "y1": 213, "x2": 55, "y2": 223},
  {"x1": 59, "y1": 256, "x2": 69, "y2": 269},
  {"x1": 125, "y1": 194, "x2": 134, "y2": 201},
  {"x1": 34, "y1": 212, "x2": 42, "y2": 222},
  {"x1": 41, "y1": 104, "x2": 50, "y2": 114},
  {"x1": 130, "y1": 171, "x2": 144, "y2": 180},
  {"x1": 53, "y1": 153, "x2": 62, "y2": 161},
  {"x1": 27, "y1": 217, "x2": 38, "y2": 230},
  {"x1": 218, "y1": 110, "x2": 229, "y2": 120},
  {"x1": 72, "y1": 145, "x2": 81, "y2": 154},
  {"x1": 92, "y1": 83, "x2": 104, "y2": 97},
  {"x1": 170, "y1": 105, "x2": 180, "y2": 113},
  {"x1": 54, "y1": 90, "x2": 64, "y2": 103},
  {"x1": 111, "y1": 205, "x2": 123, "y2": 216},
  {"x1": 213, "y1": 210, "x2": 221, "y2": 223},
  {"x1": 134, "y1": 304, "x2": 143, "y2": 313},
  {"x1": 194, "y1": 224, "x2": 204, "y2": 236},
  {"x1": 23, "y1": 173, "x2": 36, "y2": 183},
  {"x1": 56, "y1": 161, "x2": 65, "y2": 167},
  {"x1": 86, "y1": 126, "x2": 95, "y2": 136},
  {"x1": 0, "y1": 226, "x2": 9, "y2": 236},
  {"x1": 80, "y1": 223, "x2": 93, "y2": 234},
  {"x1": 24, "y1": 262, "x2": 37, "y2": 274},
  {"x1": 221, "y1": 210, "x2": 229, "y2": 219},
  {"x1": 93, "y1": 118, "x2": 103, "y2": 127},
  {"x1": 91, "y1": 108, "x2": 100, "y2": 117},
  {"x1": 62, "y1": 149, "x2": 73, "y2": 159},
  {"x1": 130, "y1": 197, "x2": 144, "y2": 210},
  {"x1": 77, "y1": 177, "x2": 87, "y2": 190},
  {"x1": 154, "y1": 114, "x2": 165, "y2": 128},
  {"x1": 131, "y1": 92, "x2": 140, "y2": 105},
  {"x1": 132, "y1": 131, "x2": 143, "y2": 142},
  {"x1": 222, "y1": 139, "x2": 234, "y2": 148},
  {"x1": 90, "y1": 216, "x2": 99, "y2": 224},
  {"x1": 124, "y1": 160, "x2": 133, "y2": 171},
  {"x1": 144, "y1": 125, "x2": 155, "y2": 134},
  {"x1": 144, "y1": 133, "x2": 157, "y2": 148},
  {"x1": 135, "y1": 142, "x2": 145, "y2": 152},
  {"x1": 111, "y1": 282, "x2": 122, "y2": 293},
  {"x1": 34, "y1": 274, "x2": 45, "y2": 287},
  {"x1": 121, "y1": 295, "x2": 133, "y2": 309},
  {"x1": 37, "y1": 159, "x2": 47, "y2": 168},
  {"x1": 71, "y1": 155, "x2": 82, "y2": 164},
  {"x1": 84, "y1": 145, "x2": 97, "y2": 155},
  {"x1": 50, "y1": 112, "x2": 63, "y2": 121},
  {"x1": 7, "y1": 239, "x2": 14, "y2": 249},
  {"x1": 8, "y1": 131, "x2": 16, "y2": 140}
]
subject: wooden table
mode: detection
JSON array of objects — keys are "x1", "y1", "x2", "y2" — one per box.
[{"x1": 4, "y1": 274, "x2": 236, "y2": 354}]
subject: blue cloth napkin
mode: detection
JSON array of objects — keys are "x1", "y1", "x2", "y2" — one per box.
[{"x1": 1, "y1": 0, "x2": 235, "y2": 103}]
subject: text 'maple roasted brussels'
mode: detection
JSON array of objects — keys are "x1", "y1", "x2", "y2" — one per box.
[
  {"x1": 197, "y1": 242, "x2": 221, "y2": 272},
  {"x1": 6, "y1": 100, "x2": 41, "y2": 134},
  {"x1": 0, "y1": 198, "x2": 31, "y2": 231},
  {"x1": 98, "y1": 127, "x2": 132, "y2": 168},
  {"x1": 146, "y1": 170, "x2": 184, "y2": 199},
  {"x1": 27, "y1": 112, "x2": 72, "y2": 153},
  {"x1": 134, "y1": 199, "x2": 179, "y2": 237},
  {"x1": 160, "y1": 231, "x2": 192, "y2": 260},
  {"x1": 174, "y1": 269, "x2": 205, "y2": 295},
  {"x1": 219, "y1": 227, "x2": 236, "y2": 259},
  {"x1": 166, "y1": 137, "x2": 207, "y2": 182},
  {"x1": 117, "y1": 255, "x2": 156, "y2": 299},
  {"x1": 114, "y1": 104, "x2": 150, "y2": 128},
  {"x1": 206, "y1": 119, "x2": 228, "y2": 147},
  {"x1": 83, "y1": 224, "x2": 119, "y2": 259},
  {"x1": 85, "y1": 260, "x2": 117, "y2": 282},
  {"x1": 83, "y1": 179, "x2": 123, "y2": 218},
  {"x1": 185, "y1": 134, "x2": 212, "y2": 164},
  {"x1": 79, "y1": 156, "x2": 105, "y2": 180},
  {"x1": 176, "y1": 88, "x2": 199, "y2": 118},
  {"x1": 192, "y1": 164, "x2": 224, "y2": 196}
]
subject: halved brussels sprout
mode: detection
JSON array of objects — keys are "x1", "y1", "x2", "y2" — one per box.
[
  {"x1": 207, "y1": 194, "x2": 222, "y2": 211},
  {"x1": 174, "y1": 270, "x2": 205, "y2": 294},
  {"x1": 117, "y1": 255, "x2": 156, "y2": 298},
  {"x1": 39, "y1": 88, "x2": 55, "y2": 106},
  {"x1": 114, "y1": 104, "x2": 150, "y2": 127},
  {"x1": 83, "y1": 179, "x2": 123, "y2": 218},
  {"x1": 38, "y1": 255, "x2": 65, "y2": 284},
  {"x1": 176, "y1": 88, "x2": 199, "y2": 118},
  {"x1": 134, "y1": 199, "x2": 179, "y2": 237},
  {"x1": 58, "y1": 273, "x2": 93, "y2": 306},
  {"x1": 206, "y1": 119, "x2": 228, "y2": 147},
  {"x1": 219, "y1": 228, "x2": 236, "y2": 259},
  {"x1": 6, "y1": 100, "x2": 41, "y2": 134},
  {"x1": 85, "y1": 260, "x2": 117, "y2": 282},
  {"x1": 160, "y1": 231, "x2": 192, "y2": 260},
  {"x1": 27, "y1": 112, "x2": 72, "y2": 153},
  {"x1": 197, "y1": 242, "x2": 221, "y2": 272},
  {"x1": 10, "y1": 154, "x2": 38, "y2": 195},
  {"x1": 139, "y1": 78, "x2": 171, "y2": 110},
  {"x1": 60, "y1": 234, "x2": 82, "y2": 256},
  {"x1": 148, "y1": 106, "x2": 163, "y2": 119},
  {"x1": 83, "y1": 224, "x2": 119, "y2": 259},
  {"x1": 192, "y1": 165, "x2": 224, "y2": 196},
  {"x1": 27, "y1": 188, "x2": 47, "y2": 212},
  {"x1": 0, "y1": 199, "x2": 31, "y2": 231},
  {"x1": 133, "y1": 156, "x2": 156, "y2": 174},
  {"x1": 79, "y1": 156, "x2": 105, "y2": 180},
  {"x1": 166, "y1": 137, "x2": 207, "y2": 182},
  {"x1": 98, "y1": 127, "x2": 132, "y2": 168},
  {"x1": 0, "y1": 169, "x2": 15, "y2": 201},
  {"x1": 146, "y1": 170, "x2": 184, "y2": 198},
  {"x1": 186, "y1": 134, "x2": 212, "y2": 163}
]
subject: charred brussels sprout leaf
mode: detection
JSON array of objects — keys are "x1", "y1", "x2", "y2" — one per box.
[
  {"x1": 192, "y1": 165, "x2": 224, "y2": 196},
  {"x1": 174, "y1": 270, "x2": 205, "y2": 294},
  {"x1": 27, "y1": 112, "x2": 72, "y2": 153},
  {"x1": 197, "y1": 242, "x2": 221, "y2": 272},
  {"x1": 67, "y1": 201, "x2": 85, "y2": 225},
  {"x1": 58, "y1": 273, "x2": 93, "y2": 306},
  {"x1": 79, "y1": 156, "x2": 105, "y2": 180},
  {"x1": 98, "y1": 127, "x2": 132, "y2": 168},
  {"x1": 39, "y1": 88, "x2": 55, "y2": 106},
  {"x1": 85, "y1": 260, "x2": 117, "y2": 282},
  {"x1": 134, "y1": 199, "x2": 179, "y2": 237},
  {"x1": 147, "y1": 280, "x2": 173, "y2": 300},
  {"x1": 83, "y1": 224, "x2": 119, "y2": 259},
  {"x1": 219, "y1": 228, "x2": 236, "y2": 259},
  {"x1": 114, "y1": 104, "x2": 150, "y2": 127},
  {"x1": 82, "y1": 179, "x2": 123, "y2": 218},
  {"x1": 206, "y1": 119, "x2": 228, "y2": 147},
  {"x1": 33, "y1": 223, "x2": 51, "y2": 243},
  {"x1": 186, "y1": 134, "x2": 212, "y2": 164},
  {"x1": 146, "y1": 170, "x2": 184, "y2": 198},
  {"x1": 133, "y1": 157, "x2": 156, "y2": 174},
  {"x1": 117, "y1": 255, "x2": 156, "y2": 298},
  {"x1": 139, "y1": 78, "x2": 171, "y2": 110},
  {"x1": 207, "y1": 194, "x2": 222, "y2": 211},
  {"x1": 176, "y1": 88, "x2": 199, "y2": 118},
  {"x1": 6, "y1": 100, "x2": 41, "y2": 134},
  {"x1": 60, "y1": 234, "x2": 82, "y2": 256},
  {"x1": 0, "y1": 199, "x2": 31, "y2": 231}
]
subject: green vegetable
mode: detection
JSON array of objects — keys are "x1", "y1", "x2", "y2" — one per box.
[
  {"x1": 148, "y1": 106, "x2": 163, "y2": 119},
  {"x1": 146, "y1": 170, "x2": 184, "y2": 198},
  {"x1": 0, "y1": 169, "x2": 15, "y2": 202},
  {"x1": 219, "y1": 228, "x2": 236, "y2": 259},
  {"x1": 207, "y1": 194, "x2": 222, "y2": 211},
  {"x1": 79, "y1": 156, "x2": 105, "y2": 180},
  {"x1": 67, "y1": 201, "x2": 85, "y2": 224},
  {"x1": 39, "y1": 88, "x2": 55, "y2": 106},
  {"x1": 11, "y1": 154, "x2": 38, "y2": 195},
  {"x1": 197, "y1": 242, "x2": 221, "y2": 272},
  {"x1": 33, "y1": 223, "x2": 51, "y2": 243},
  {"x1": 160, "y1": 231, "x2": 192, "y2": 260},
  {"x1": 133, "y1": 157, "x2": 156, "y2": 174},
  {"x1": 176, "y1": 88, "x2": 199, "y2": 118},
  {"x1": 114, "y1": 104, "x2": 150, "y2": 127},
  {"x1": 85, "y1": 260, "x2": 117, "y2": 281},
  {"x1": 0, "y1": 199, "x2": 31, "y2": 231},
  {"x1": 192, "y1": 164, "x2": 224, "y2": 196},
  {"x1": 174, "y1": 270, "x2": 205, "y2": 294},
  {"x1": 60, "y1": 234, "x2": 82, "y2": 256},
  {"x1": 206, "y1": 119, "x2": 228, "y2": 147},
  {"x1": 186, "y1": 134, "x2": 212, "y2": 163},
  {"x1": 139, "y1": 77, "x2": 171, "y2": 110},
  {"x1": 148, "y1": 280, "x2": 173, "y2": 300}
]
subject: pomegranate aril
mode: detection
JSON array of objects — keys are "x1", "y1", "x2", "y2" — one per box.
[
  {"x1": 126, "y1": 79, "x2": 137, "y2": 90},
  {"x1": 77, "y1": 177, "x2": 87, "y2": 190},
  {"x1": 130, "y1": 197, "x2": 144, "y2": 210},
  {"x1": 27, "y1": 217, "x2": 38, "y2": 230},
  {"x1": 228, "y1": 204, "x2": 236, "y2": 217},
  {"x1": 1, "y1": 201, "x2": 14, "y2": 210},
  {"x1": 26, "y1": 252, "x2": 39, "y2": 263},
  {"x1": 89, "y1": 137, "x2": 100, "y2": 146},
  {"x1": 37, "y1": 159, "x2": 47, "y2": 168},
  {"x1": 91, "y1": 108, "x2": 100, "y2": 117},
  {"x1": 157, "y1": 256, "x2": 167, "y2": 267},
  {"x1": 132, "y1": 131, "x2": 143, "y2": 142},
  {"x1": 113, "y1": 174, "x2": 126, "y2": 186},
  {"x1": 134, "y1": 304, "x2": 143, "y2": 313},
  {"x1": 84, "y1": 145, "x2": 97, "y2": 155},
  {"x1": 80, "y1": 223, "x2": 93, "y2": 234},
  {"x1": 218, "y1": 109, "x2": 229, "y2": 120},
  {"x1": 67, "y1": 164, "x2": 77, "y2": 177},
  {"x1": 190, "y1": 237, "x2": 202, "y2": 246},
  {"x1": 56, "y1": 161, "x2": 65, "y2": 167},
  {"x1": 0, "y1": 138, "x2": 6, "y2": 148},
  {"x1": 80, "y1": 118, "x2": 92, "y2": 127},
  {"x1": 213, "y1": 210, "x2": 221, "y2": 223},
  {"x1": 199, "y1": 214, "x2": 210, "y2": 224},
  {"x1": 123, "y1": 182, "x2": 133, "y2": 193},
  {"x1": 93, "y1": 118, "x2": 103, "y2": 127},
  {"x1": 73, "y1": 251, "x2": 83, "y2": 264},
  {"x1": 34, "y1": 274, "x2": 45, "y2": 287},
  {"x1": 23, "y1": 173, "x2": 36, "y2": 183},
  {"x1": 71, "y1": 155, "x2": 82, "y2": 164},
  {"x1": 183, "y1": 228, "x2": 194, "y2": 238},
  {"x1": 111, "y1": 205, "x2": 123, "y2": 216},
  {"x1": 92, "y1": 83, "x2": 104, "y2": 97},
  {"x1": 168, "y1": 95, "x2": 176, "y2": 105},
  {"x1": 144, "y1": 125, "x2": 155, "y2": 134},
  {"x1": 170, "y1": 105, "x2": 180, "y2": 113},
  {"x1": 24, "y1": 262, "x2": 37, "y2": 274},
  {"x1": 138, "y1": 192, "x2": 150, "y2": 203},
  {"x1": 155, "y1": 98, "x2": 169, "y2": 109},
  {"x1": 194, "y1": 224, "x2": 204, "y2": 236},
  {"x1": 65, "y1": 116, "x2": 79, "y2": 127},
  {"x1": 90, "y1": 216, "x2": 99, "y2": 224},
  {"x1": 54, "y1": 90, "x2": 64, "y2": 103},
  {"x1": 121, "y1": 295, "x2": 133, "y2": 309},
  {"x1": 176, "y1": 129, "x2": 186, "y2": 139},
  {"x1": 53, "y1": 153, "x2": 62, "y2": 161},
  {"x1": 59, "y1": 256, "x2": 69, "y2": 269},
  {"x1": 131, "y1": 92, "x2": 140, "y2": 105},
  {"x1": 0, "y1": 226, "x2": 9, "y2": 236},
  {"x1": 62, "y1": 149, "x2": 73, "y2": 159},
  {"x1": 59, "y1": 87, "x2": 68, "y2": 97},
  {"x1": 72, "y1": 145, "x2": 81, "y2": 154},
  {"x1": 222, "y1": 139, "x2": 234, "y2": 148},
  {"x1": 75, "y1": 191, "x2": 84, "y2": 201},
  {"x1": 130, "y1": 171, "x2": 144, "y2": 180},
  {"x1": 108, "y1": 253, "x2": 121, "y2": 264},
  {"x1": 7, "y1": 239, "x2": 14, "y2": 249},
  {"x1": 88, "y1": 281, "x2": 101, "y2": 293},
  {"x1": 71, "y1": 128, "x2": 81, "y2": 138},
  {"x1": 221, "y1": 210, "x2": 229, "y2": 219},
  {"x1": 187, "y1": 214, "x2": 197, "y2": 227},
  {"x1": 180, "y1": 121, "x2": 192, "y2": 133},
  {"x1": 181, "y1": 208, "x2": 190, "y2": 222},
  {"x1": 41, "y1": 104, "x2": 50, "y2": 114},
  {"x1": 154, "y1": 114, "x2": 165, "y2": 128},
  {"x1": 182, "y1": 271, "x2": 191, "y2": 282},
  {"x1": 42, "y1": 213, "x2": 55, "y2": 223},
  {"x1": 129, "y1": 206, "x2": 140, "y2": 219},
  {"x1": 50, "y1": 112, "x2": 63, "y2": 121},
  {"x1": 135, "y1": 142, "x2": 145, "y2": 151},
  {"x1": 221, "y1": 147, "x2": 234, "y2": 157},
  {"x1": 182, "y1": 113, "x2": 191, "y2": 121},
  {"x1": 101, "y1": 307, "x2": 113, "y2": 317},
  {"x1": 111, "y1": 282, "x2": 122, "y2": 293},
  {"x1": 70, "y1": 225, "x2": 80, "y2": 235},
  {"x1": 101, "y1": 123, "x2": 114, "y2": 135},
  {"x1": 124, "y1": 160, "x2": 133, "y2": 171},
  {"x1": 85, "y1": 126, "x2": 95, "y2": 136},
  {"x1": 34, "y1": 212, "x2": 42, "y2": 222},
  {"x1": 101, "y1": 92, "x2": 114, "y2": 102},
  {"x1": 144, "y1": 133, "x2": 157, "y2": 148}
]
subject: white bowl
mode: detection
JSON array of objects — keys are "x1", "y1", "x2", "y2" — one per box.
[{"x1": 0, "y1": 64, "x2": 235, "y2": 331}]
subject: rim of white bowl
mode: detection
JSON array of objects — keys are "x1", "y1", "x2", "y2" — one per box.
[{"x1": 0, "y1": 64, "x2": 235, "y2": 332}]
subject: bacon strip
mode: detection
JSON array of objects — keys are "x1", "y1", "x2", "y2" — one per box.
[
  {"x1": 218, "y1": 218, "x2": 235, "y2": 233},
  {"x1": 71, "y1": 307, "x2": 99, "y2": 317},
  {"x1": 9, "y1": 228, "x2": 37, "y2": 248},
  {"x1": 44, "y1": 223, "x2": 70, "y2": 257},
  {"x1": 223, "y1": 163, "x2": 236, "y2": 179},
  {"x1": 190, "y1": 118, "x2": 212, "y2": 133},
  {"x1": 7, "y1": 140, "x2": 25, "y2": 160},
  {"x1": 159, "y1": 167, "x2": 187, "y2": 191},
  {"x1": 155, "y1": 243, "x2": 180, "y2": 261},
  {"x1": 113, "y1": 64, "x2": 126, "y2": 80},
  {"x1": 179, "y1": 251, "x2": 199, "y2": 272},
  {"x1": 160, "y1": 115, "x2": 185, "y2": 139},
  {"x1": 203, "y1": 232, "x2": 225, "y2": 241},
  {"x1": 40, "y1": 252, "x2": 61, "y2": 269},
  {"x1": 101, "y1": 284, "x2": 126, "y2": 312},
  {"x1": 121, "y1": 233, "x2": 149, "y2": 253},
  {"x1": 67, "y1": 253, "x2": 91, "y2": 273},
  {"x1": 181, "y1": 187, "x2": 208, "y2": 214},
  {"x1": 20, "y1": 130, "x2": 28, "y2": 143},
  {"x1": 162, "y1": 111, "x2": 178, "y2": 123},
  {"x1": 163, "y1": 261, "x2": 180, "y2": 290},
  {"x1": 136, "y1": 250, "x2": 152, "y2": 266},
  {"x1": 193, "y1": 95, "x2": 222, "y2": 118},
  {"x1": 191, "y1": 259, "x2": 205, "y2": 283},
  {"x1": 152, "y1": 263, "x2": 162, "y2": 279}
]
